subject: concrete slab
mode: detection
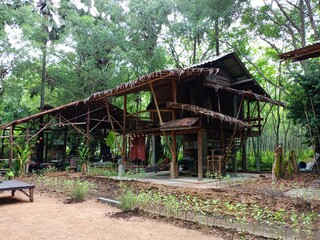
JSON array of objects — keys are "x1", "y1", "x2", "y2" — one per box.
[
  {"x1": 111, "y1": 171, "x2": 262, "y2": 189},
  {"x1": 284, "y1": 179, "x2": 320, "y2": 201}
]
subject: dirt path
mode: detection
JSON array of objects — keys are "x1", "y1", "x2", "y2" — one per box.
[{"x1": 0, "y1": 193, "x2": 223, "y2": 240}]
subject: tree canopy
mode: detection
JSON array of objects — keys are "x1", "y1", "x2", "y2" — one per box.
[{"x1": 0, "y1": 0, "x2": 319, "y2": 153}]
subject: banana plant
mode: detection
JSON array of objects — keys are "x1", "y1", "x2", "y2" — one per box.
[{"x1": 14, "y1": 143, "x2": 33, "y2": 178}]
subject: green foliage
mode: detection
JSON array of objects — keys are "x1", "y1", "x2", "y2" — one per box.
[
  {"x1": 105, "y1": 131, "x2": 116, "y2": 147},
  {"x1": 13, "y1": 142, "x2": 34, "y2": 177},
  {"x1": 246, "y1": 150, "x2": 274, "y2": 170},
  {"x1": 286, "y1": 63, "x2": 320, "y2": 146},
  {"x1": 298, "y1": 149, "x2": 314, "y2": 162}
]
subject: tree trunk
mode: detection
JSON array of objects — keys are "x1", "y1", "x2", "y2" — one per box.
[
  {"x1": 40, "y1": 41, "x2": 47, "y2": 111},
  {"x1": 192, "y1": 32, "x2": 197, "y2": 64},
  {"x1": 215, "y1": 18, "x2": 220, "y2": 56},
  {"x1": 289, "y1": 150, "x2": 299, "y2": 175}
]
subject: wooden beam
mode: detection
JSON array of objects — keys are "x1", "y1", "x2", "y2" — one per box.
[
  {"x1": 105, "y1": 100, "x2": 122, "y2": 154},
  {"x1": 60, "y1": 116, "x2": 89, "y2": 140},
  {"x1": 149, "y1": 82, "x2": 163, "y2": 124},
  {"x1": 126, "y1": 109, "x2": 172, "y2": 117},
  {"x1": 29, "y1": 116, "x2": 58, "y2": 141},
  {"x1": 89, "y1": 115, "x2": 108, "y2": 133},
  {"x1": 149, "y1": 82, "x2": 175, "y2": 161}
]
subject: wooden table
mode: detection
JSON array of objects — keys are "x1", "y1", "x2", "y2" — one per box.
[{"x1": 0, "y1": 180, "x2": 35, "y2": 202}]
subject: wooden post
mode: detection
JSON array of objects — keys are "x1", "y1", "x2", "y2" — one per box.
[
  {"x1": 257, "y1": 101, "x2": 261, "y2": 133},
  {"x1": 0, "y1": 129, "x2": 5, "y2": 159},
  {"x1": 172, "y1": 79, "x2": 177, "y2": 120},
  {"x1": 242, "y1": 140, "x2": 247, "y2": 171},
  {"x1": 170, "y1": 131, "x2": 178, "y2": 179},
  {"x1": 256, "y1": 137, "x2": 261, "y2": 172},
  {"x1": 9, "y1": 125, "x2": 13, "y2": 169},
  {"x1": 197, "y1": 129, "x2": 203, "y2": 180},
  {"x1": 247, "y1": 100, "x2": 250, "y2": 124},
  {"x1": 170, "y1": 79, "x2": 179, "y2": 179},
  {"x1": 26, "y1": 128, "x2": 30, "y2": 173},
  {"x1": 45, "y1": 131, "x2": 49, "y2": 161},
  {"x1": 63, "y1": 126, "x2": 67, "y2": 161},
  {"x1": 122, "y1": 95, "x2": 127, "y2": 163},
  {"x1": 151, "y1": 135, "x2": 156, "y2": 172},
  {"x1": 202, "y1": 131, "x2": 208, "y2": 176},
  {"x1": 232, "y1": 96, "x2": 238, "y2": 173}
]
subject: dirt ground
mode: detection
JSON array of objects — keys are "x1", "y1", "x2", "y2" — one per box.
[
  {"x1": 1, "y1": 171, "x2": 320, "y2": 240},
  {"x1": 0, "y1": 192, "x2": 223, "y2": 240}
]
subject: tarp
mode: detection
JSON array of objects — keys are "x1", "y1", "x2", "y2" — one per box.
[{"x1": 130, "y1": 135, "x2": 146, "y2": 161}]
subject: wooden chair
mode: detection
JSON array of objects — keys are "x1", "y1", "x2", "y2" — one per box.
[
  {"x1": 69, "y1": 159, "x2": 77, "y2": 172},
  {"x1": 207, "y1": 149, "x2": 225, "y2": 178}
]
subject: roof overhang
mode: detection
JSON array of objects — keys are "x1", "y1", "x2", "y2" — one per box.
[
  {"x1": 160, "y1": 117, "x2": 200, "y2": 131},
  {"x1": 279, "y1": 42, "x2": 320, "y2": 62}
]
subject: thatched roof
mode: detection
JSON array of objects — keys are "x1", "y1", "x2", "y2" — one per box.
[
  {"x1": 166, "y1": 102, "x2": 251, "y2": 129},
  {"x1": 0, "y1": 98, "x2": 124, "y2": 131},
  {"x1": 205, "y1": 83, "x2": 285, "y2": 107},
  {"x1": 0, "y1": 68, "x2": 217, "y2": 130},
  {"x1": 87, "y1": 68, "x2": 217, "y2": 101}
]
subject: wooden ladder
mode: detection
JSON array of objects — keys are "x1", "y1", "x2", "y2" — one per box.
[{"x1": 207, "y1": 149, "x2": 225, "y2": 178}]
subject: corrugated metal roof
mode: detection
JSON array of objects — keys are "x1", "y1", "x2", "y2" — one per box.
[{"x1": 279, "y1": 42, "x2": 320, "y2": 61}]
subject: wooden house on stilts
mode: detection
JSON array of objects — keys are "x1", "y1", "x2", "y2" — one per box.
[{"x1": 0, "y1": 52, "x2": 284, "y2": 179}]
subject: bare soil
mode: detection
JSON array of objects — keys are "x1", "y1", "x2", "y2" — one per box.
[{"x1": 0, "y1": 192, "x2": 224, "y2": 240}]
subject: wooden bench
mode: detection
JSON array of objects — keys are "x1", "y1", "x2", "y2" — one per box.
[{"x1": 0, "y1": 180, "x2": 35, "y2": 202}]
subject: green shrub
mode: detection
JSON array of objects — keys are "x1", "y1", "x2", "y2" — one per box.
[
  {"x1": 118, "y1": 183, "x2": 137, "y2": 212},
  {"x1": 62, "y1": 179, "x2": 95, "y2": 201}
]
